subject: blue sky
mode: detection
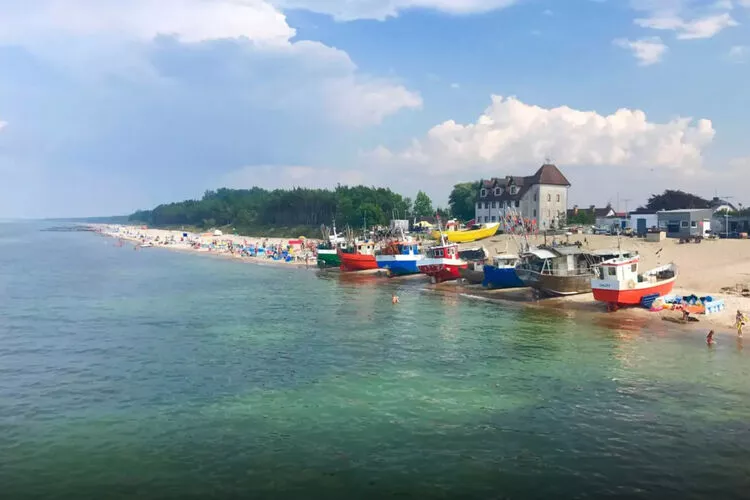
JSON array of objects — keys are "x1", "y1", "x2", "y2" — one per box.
[{"x1": 1, "y1": 0, "x2": 749, "y2": 218}]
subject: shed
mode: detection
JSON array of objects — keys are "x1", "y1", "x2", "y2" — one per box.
[
  {"x1": 657, "y1": 209, "x2": 713, "y2": 238},
  {"x1": 629, "y1": 211, "x2": 659, "y2": 236}
]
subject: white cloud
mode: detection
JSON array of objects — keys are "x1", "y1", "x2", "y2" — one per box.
[
  {"x1": 542, "y1": 8, "x2": 553, "y2": 15},
  {"x1": 728, "y1": 45, "x2": 749, "y2": 62},
  {"x1": 0, "y1": 0, "x2": 295, "y2": 45},
  {"x1": 635, "y1": 12, "x2": 738, "y2": 39},
  {"x1": 614, "y1": 37, "x2": 668, "y2": 65},
  {"x1": 0, "y1": 0, "x2": 421, "y2": 126},
  {"x1": 220, "y1": 165, "x2": 366, "y2": 190},
  {"x1": 368, "y1": 95, "x2": 716, "y2": 176},
  {"x1": 0, "y1": 120, "x2": 6, "y2": 131},
  {"x1": 450, "y1": 82, "x2": 461, "y2": 89},
  {"x1": 269, "y1": 0, "x2": 519, "y2": 20}
]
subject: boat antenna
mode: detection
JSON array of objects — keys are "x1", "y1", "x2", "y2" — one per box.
[{"x1": 436, "y1": 214, "x2": 448, "y2": 247}]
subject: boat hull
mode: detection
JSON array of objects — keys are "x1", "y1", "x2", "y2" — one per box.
[
  {"x1": 458, "y1": 268, "x2": 484, "y2": 284},
  {"x1": 375, "y1": 255, "x2": 422, "y2": 276},
  {"x1": 592, "y1": 278, "x2": 676, "y2": 306},
  {"x1": 482, "y1": 265, "x2": 525, "y2": 289},
  {"x1": 339, "y1": 251, "x2": 378, "y2": 272},
  {"x1": 431, "y1": 223, "x2": 500, "y2": 243},
  {"x1": 418, "y1": 259, "x2": 468, "y2": 283},
  {"x1": 516, "y1": 268, "x2": 593, "y2": 297},
  {"x1": 317, "y1": 250, "x2": 340, "y2": 268}
]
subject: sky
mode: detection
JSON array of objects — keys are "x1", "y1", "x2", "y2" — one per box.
[{"x1": 1, "y1": 0, "x2": 749, "y2": 218}]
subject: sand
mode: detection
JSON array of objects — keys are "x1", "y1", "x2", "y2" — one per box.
[{"x1": 96, "y1": 225, "x2": 750, "y2": 334}]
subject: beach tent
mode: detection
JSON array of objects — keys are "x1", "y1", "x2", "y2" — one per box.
[
  {"x1": 213, "y1": 229, "x2": 223, "y2": 236},
  {"x1": 415, "y1": 221, "x2": 433, "y2": 228}
]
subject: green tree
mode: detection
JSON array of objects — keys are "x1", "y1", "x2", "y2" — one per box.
[
  {"x1": 448, "y1": 182, "x2": 478, "y2": 222},
  {"x1": 413, "y1": 191, "x2": 434, "y2": 219},
  {"x1": 643, "y1": 190, "x2": 709, "y2": 211}
]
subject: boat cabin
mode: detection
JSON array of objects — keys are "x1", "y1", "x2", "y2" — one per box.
[
  {"x1": 597, "y1": 256, "x2": 640, "y2": 282},
  {"x1": 521, "y1": 247, "x2": 597, "y2": 277},
  {"x1": 492, "y1": 254, "x2": 520, "y2": 268},
  {"x1": 427, "y1": 244, "x2": 459, "y2": 259},
  {"x1": 344, "y1": 240, "x2": 376, "y2": 255}
]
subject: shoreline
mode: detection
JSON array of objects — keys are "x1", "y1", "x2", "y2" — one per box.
[{"x1": 95, "y1": 224, "x2": 750, "y2": 337}]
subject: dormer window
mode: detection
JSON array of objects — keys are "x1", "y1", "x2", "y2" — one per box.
[
  {"x1": 480, "y1": 189, "x2": 487, "y2": 197},
  {"x1": 494, "y1": 187, "x2": 501, "y2": 196},
  {"x1": 509, "y1": 186, "x2": 518, "y2": 195}
]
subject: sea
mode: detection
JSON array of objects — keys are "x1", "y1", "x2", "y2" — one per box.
[{"x1": 2, "y1": 221, "x2": 750, "y2": 499}]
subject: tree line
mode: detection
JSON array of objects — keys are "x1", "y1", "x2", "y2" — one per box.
[{"x1": 129, "y1": 186, "x2": 442, "y2": 236}]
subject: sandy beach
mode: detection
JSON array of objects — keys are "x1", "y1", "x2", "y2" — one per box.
[{"x1": 96, "y1": 225, "x2": 750, "y2": 335}]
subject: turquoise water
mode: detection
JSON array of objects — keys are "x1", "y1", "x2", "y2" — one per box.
[{"x1": 2, "y1": 223, "x2": 750, "y2": 499}]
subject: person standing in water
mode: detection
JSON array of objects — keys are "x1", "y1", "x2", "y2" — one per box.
[
  {"x1": 392, "y1": 293, "x2": 399, "y2": 304},
  {"x1": 707, "y1": 330, "x2": 716, "y2": 346}
]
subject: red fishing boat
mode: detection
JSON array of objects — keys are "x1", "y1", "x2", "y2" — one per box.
[
  {"x1": 417, "y1": 240, "x2": 468, "y2": 283},
  {"x1": 338, "y1": 240, "x2": 378, "y2": 272},
  {"x1": 591, "y1": 254, "x2": 677, "y2": 310}
]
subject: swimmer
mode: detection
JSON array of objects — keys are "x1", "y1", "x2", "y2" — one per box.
[
  {"x1": 707, "y1": 330, "x2": 716, "y2": 345},
  {"x1": 392, "y1": 293, "x2": 399, "y2": 304}
]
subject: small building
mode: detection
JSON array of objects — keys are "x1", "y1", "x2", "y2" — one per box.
[
  {"x1": 390, "y1": 219, "x2": 409, "y2": 233},
  {"x1": 713, "y1": 213, "x2": 750, "y2": 237},
  {"x1": 657, "y1": 209, "x2": 714, "y2": 238},
  {"x1": 629, "y1": 210, "x2": 659, "y2": 236},
  {"x1": 595, "y1": 212, "x2": 628, "y2": 231}
]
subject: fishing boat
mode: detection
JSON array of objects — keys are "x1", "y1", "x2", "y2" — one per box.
[
  {"x1": 431, "y1": 221, "x2": 500, "y2": 244},
  {"x1": 338, "y1": 240, "x2": 378, "y2": 272},
  {"x1": 376, "y1": 240, "x2": 423, "y2": 276},
  {"x1": 457, "y1": 247, "x2": 489, "y2": 284},
  {"x1": 516, "y1": 245, "x2": 630, "y2": 297},
  {"x1": 592, "y1": 254, "x2": 677, "y2": 309},
  {"x1": 482, "y1": 254, "x2": 525, "y2": 289},
  {"x1": 316, "y1": 222, "x2": 347, "y2": 268}
]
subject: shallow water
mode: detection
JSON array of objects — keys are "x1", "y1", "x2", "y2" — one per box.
[{"x1": 2, "y1": 223, "x2": 750, "y2": 499}]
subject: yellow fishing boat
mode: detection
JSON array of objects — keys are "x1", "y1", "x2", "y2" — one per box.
[{"x1": 431, "y1": 222, "x2": 500, "y2": 243}]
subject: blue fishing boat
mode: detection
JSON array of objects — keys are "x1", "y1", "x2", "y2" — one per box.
[
  {"x1": 482, "y1": 253, "x2": 525, "y2": 289},
  {"x1": 376, "y1": 241, "x2": 423, "y2": 276}
]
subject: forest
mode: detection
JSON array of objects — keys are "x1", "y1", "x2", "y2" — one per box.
[{"x1": 129, "y1": 186, "x2": 439, "y2": 237}]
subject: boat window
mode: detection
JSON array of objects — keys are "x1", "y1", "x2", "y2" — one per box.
[
  {"x1": 435, "y1": 249, "x2": 443, "y2": 257},
  {"x1": 608, "y1": 267, "x2": 617, "y2": 276},
  {"x1": 631, "y1": 263, "x2": 637, "y2": 272}
]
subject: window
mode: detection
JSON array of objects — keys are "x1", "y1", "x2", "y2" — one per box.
[
  {"x1": 491, "y1": 201, "x2": 497, "y2": 209},
  {"x1": 484, "y1": 216, "x2": 489, "y2": 222},
  {"x1": 494, "y1": 187, "x2": 501, "y2": 195},
  {"x1": 556, "y1": 194, "x2": 561, "y2": 202},
  {"x1": 533, "y1": 193, "x2": 537, "y2": 202},
  {"x1": 608, "y1": 267, "x2": 617, "y2": 276},
  {"x1": 680, "y1": 221, "x2": 689, "y2": 228},
  {"x1": 533, "y1": 209, "x2": 537, "y2": 218},
  {"x1": 631, "y1": 264, "x2": 637, "y2": 272},
  {"x1": 691, "y1": 221, "x2": 697, "y2": 228},
  {"x1": 476, "y1": 202, "x2": 481, "y2": 210},
  {"x1": 484, "y1": 202, "x2": 489, "y2": 209},
  {"x1": 480, "y1": 189, "x2": 487, "y2": 197},
  {"x1": 547, "y1": 194, "x2": 551, "y2": 202},
  {"x1": 510, "y1": 186, "x2": 518, "y2": 195},
  {"x1": 515, "y1": 200, "x2": 520, "y2": 208},
  {"x1": 546, "y1": 210, "x2": 550, "y2": 218},
  {"x1": 491, "y1": 216, "x2": 497, "y2": 222}
]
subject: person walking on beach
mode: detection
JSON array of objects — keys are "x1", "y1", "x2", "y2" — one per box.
[{"x1": 736, "y1": 310, "x2": 746, "y2": 336}]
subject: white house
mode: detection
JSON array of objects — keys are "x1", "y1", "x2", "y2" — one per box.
[
  {"x1": 628, "y1": 211, "x2": 659, "y2": 235},
  {"x1": 475, "y1": 164, "x2": 571, "y2": 230}
]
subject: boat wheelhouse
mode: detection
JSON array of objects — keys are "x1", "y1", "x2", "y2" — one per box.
[{"x1": 458, "y1": 247, "x2": 489, "y2": 284}]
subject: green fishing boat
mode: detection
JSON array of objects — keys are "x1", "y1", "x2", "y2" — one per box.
[{"x1": 317, "y1": 221, "x2": 346, "y2": 269}]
